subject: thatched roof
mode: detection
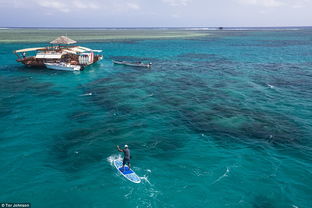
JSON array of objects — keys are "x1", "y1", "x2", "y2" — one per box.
[{"x1": 50, "y1": 36, "x2": 77, "y2": 45}]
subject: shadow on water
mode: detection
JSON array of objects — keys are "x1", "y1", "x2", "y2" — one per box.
[
  {"x1": 0, "y1": 96, "x2": 14, "y2": 118},
  {"x1": 0, "y1": 74, "x2": 58, "y2": 118},
  {"x1": 160, "y1": 53, "x2": 241, "y2": 77},
  {"x1": 68, "y1": 111, "x2": 93, "y2": 123},
  {"x1": 177, "y1": 53, "x2": 233, "y2": 63},
  {"x1": 252, "y1": 195, "x2": 276, "y2": 208},
  {"x1": 49, "y1": 128, "x2": 105, "y2": 172}
]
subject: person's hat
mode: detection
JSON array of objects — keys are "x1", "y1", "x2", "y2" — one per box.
[{"x1": 124, "y1": 144, "x2": 128, "y2": 148}]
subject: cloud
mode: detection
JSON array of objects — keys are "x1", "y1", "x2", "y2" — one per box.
[
  {"x1": 35, "y1": 0, "x2": 101, "y2": 12},
  {"x1": 71, "y1": 1, "x2": 99, "y2": 10},
  {"x1": 237, "y1": 0, "x2": 283, "y2": 7},
  {"x1": 237, "y1": 0, "x2": 312, "y2": 9},
  {"x1": 290, "y1": 0, "x2": 312, "y2": 8},
  {"x1": 0, "y1": 0, "x2": 28, "y2": 8},
  {"x1": 36, "y1": 1, "x2": 70, "y2": 13},
  {"x1": 9, "y1": 0, "x2": 141, "y2": 13},
  {"x1": 162, "y1": 0, "x2": 192, "y2": 6},
  {"x1": 109, "y1": 1, "x2": 140, "y2": 13},
  {"x1": 126, "y1": 2, "x2": 140, "y2": 10}
]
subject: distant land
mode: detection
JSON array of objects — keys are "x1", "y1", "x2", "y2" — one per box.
[{"x1": 0, "y1": 26, "x2": 311, "y2": 43}]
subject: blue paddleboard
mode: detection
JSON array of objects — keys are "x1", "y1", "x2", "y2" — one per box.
[{"x1": 113, "y1": 160, "x2": 141, "y2": 183}]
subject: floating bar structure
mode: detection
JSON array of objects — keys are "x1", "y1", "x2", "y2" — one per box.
[{"x1": 14, "y1": 36, "x2": 103, "y2": 71}]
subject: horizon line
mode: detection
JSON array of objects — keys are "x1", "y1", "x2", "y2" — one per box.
[{"x1": 1, "y1": 26, "x2": 312, "y2": 29}]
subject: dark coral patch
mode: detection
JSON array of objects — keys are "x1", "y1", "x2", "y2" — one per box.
[
  {"x1": 179, "y1": 104, "x2": 302, "y2": 145},
  {"x1": 49, "y1": 128, "x2": 104, "y2": 172},
  {"x1": 68, "y1": 111, "x2": 92, "y2": 123}
]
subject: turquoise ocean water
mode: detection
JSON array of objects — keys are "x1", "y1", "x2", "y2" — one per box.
[{"x1": 0, "y1": 29, "x2": 312, "y2": 208}]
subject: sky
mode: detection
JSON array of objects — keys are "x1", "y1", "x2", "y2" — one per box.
[{"x1": 0, "y1": 0, "x2": 311, "y2": 27}]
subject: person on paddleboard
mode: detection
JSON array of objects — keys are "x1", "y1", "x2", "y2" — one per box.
[{"x1": 116, "y1": 144, "x2": 131, "y2": 171}]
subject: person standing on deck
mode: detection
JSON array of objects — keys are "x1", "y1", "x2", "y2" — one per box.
[{"x1": 116, "y1": 145, "x2": 131, "y2": 171}]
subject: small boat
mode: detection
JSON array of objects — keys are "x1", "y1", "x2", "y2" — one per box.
[
  {"x1": 45, "y1": 62, "x2": 82, "y2": 71},
  {"x1": 113, "y1": 60, "x2": 152, "y2": 68}
]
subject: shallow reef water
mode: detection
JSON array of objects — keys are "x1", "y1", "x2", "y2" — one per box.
[{"x1": 0, "y1": 29, "x2": 312, "y2": 207}]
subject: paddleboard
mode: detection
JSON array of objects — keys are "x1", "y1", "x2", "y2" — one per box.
[{"x1": 113, "y1": 159, "x2": 141, "y2": 183}]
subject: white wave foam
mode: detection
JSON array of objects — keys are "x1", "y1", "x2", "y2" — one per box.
[
  {"x1": 80, "y1": 92, "x2": 92, "y2": 96},
  {"x1": 107, "y1": 154, "x2": 122, "y2": 166},
  {"x1": 142, "y1": 93, "x2": 154, "y2": 99},
  {"x1": 147, "y1": 187, "x2": 159, "y2": 198},
  {"x1": 212, "y1": 167, "x2": 230, "y2": 184},
  {"x1": 124, "y1": 187, "x2": 134, "y2": 198},
  {"x1": 140, "y1": 175, "x2": 152, "y2": 185},
  {"x1": 267, "y1": 84, "x2": 274, "y2": 89}
]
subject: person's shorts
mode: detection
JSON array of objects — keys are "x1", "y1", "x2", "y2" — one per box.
[{"x1": 123, "y1": 158, "x2": 130, "y2": 166}]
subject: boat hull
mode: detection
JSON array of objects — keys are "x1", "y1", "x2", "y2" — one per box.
[
  {"x1": 45, "y1": 63, "x2": 82, "y2": 71},
  {"x1": 113, "y1": 60, "x2": 151, "y2": 68}
]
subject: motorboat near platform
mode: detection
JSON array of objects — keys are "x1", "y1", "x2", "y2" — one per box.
[
  {"x1": 113, "y1": 60, "x2": 152, "y2": 68},
  {"x1": 45, "y1": 62, "x2": 82, "y2": 71},
  {"x1": 13, "y1": 36, "x2": 103, "y2": 71}
]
